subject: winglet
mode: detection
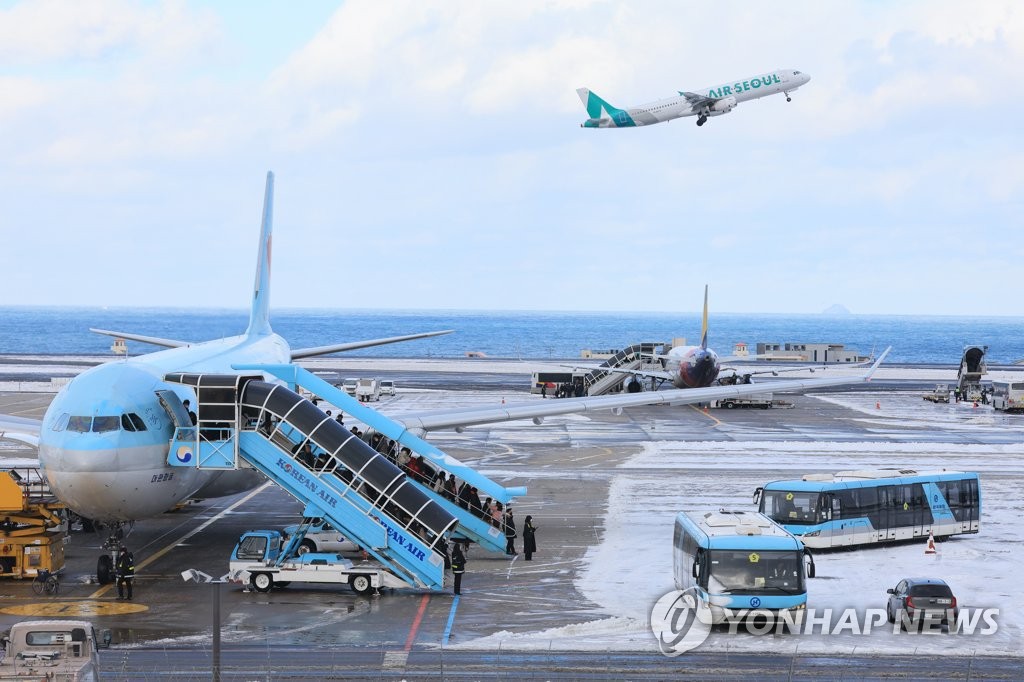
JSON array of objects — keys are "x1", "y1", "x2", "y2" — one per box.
[
  {"x1": 245, "y1": 171, "x2": 274, "y2": 338},
  {"x1": 699, "y1": 285, "x2": 709, "y2": 350},
  {"x1": 864, "y1": 346, "x2": 891, "y2": 380}
]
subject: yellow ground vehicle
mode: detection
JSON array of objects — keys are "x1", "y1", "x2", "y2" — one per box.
[{"x1": 0, "y1": 469, "x2": 66, "y2": 579}]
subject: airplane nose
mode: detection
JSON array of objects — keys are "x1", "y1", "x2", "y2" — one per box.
[{"x1": 803, "y1": 73, "x2": 812, "y2": 84}]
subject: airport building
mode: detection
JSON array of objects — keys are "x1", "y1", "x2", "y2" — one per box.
[{"x1": 755, "y1": 343, "x2": 868, "y2": 363}]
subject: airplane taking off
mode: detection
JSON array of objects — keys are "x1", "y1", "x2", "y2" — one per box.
[
  {"x1": 577, "y1": 68, "x2": 810, "y2": 128},
  {"x1": 0, "y1": 172, "x2": 886, "y2": 583}
]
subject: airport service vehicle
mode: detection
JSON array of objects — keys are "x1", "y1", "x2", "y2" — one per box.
[
  {"x1": 379, "y1": 380, "x2": 396, "y2": 396},
  {"x1": 754, "y1": 469, "x2": 980, "y2": 548},
  {"x1": 229, "y1": 530, "x2": 411, "y2": 595},
  {"x1": 356, "y1": 378, "x2": 381, "y2": 402},
  {"x1": 341, "y1": 378, "x2": 359, "y2": 396},
  {"x1": 991, "y1": 381, "x2": 1024, "y2": 412},
  {"x1": 282, "y1": 517, "x2": 360, "y2": 556},
  {"x1": 922, "y1": 384, "x2": 951, "y2": 404},
  {"x1": 886, "y1": 578, "x2": 958, "y2": 630},
  {"x1": 709, "y1": 394, "x2": 774, "y2": 409},
  {"x1": 673, "y1": 510, "x2": 814, "y2": 624},
  {"x1": 0, "y1": 620, "x2": 110, "y2": 681}
]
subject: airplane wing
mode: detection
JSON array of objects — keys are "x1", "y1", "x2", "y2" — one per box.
[
  {"x1": 680, "y1": 91, "x2": 716, "y2": 112},
  {"x1": 0, "y1": 414, "x2": 42, "y2": 448},
  {"x1": 290, "y1": 330, "x2": 454, "y2": 360},
  {"x1": 394, "y1": 348, "x2": 890, "y2": 433},
  {"x1": 90, "y1": 328, "x2": 190, "y2": 349}
]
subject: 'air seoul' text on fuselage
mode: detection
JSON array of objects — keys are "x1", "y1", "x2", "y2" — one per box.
[{"x1": 706, "y1": 74, "x2": 782, "y2": 98}]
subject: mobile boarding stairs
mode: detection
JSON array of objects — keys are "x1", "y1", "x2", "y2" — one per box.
[{"x1": 163, "y1": 366, "x2": 525, "y2": 592}]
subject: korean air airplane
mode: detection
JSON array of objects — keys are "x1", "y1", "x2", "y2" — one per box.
[{"x1": 577, "y1": 68, "x2": 810, "y2": 128}]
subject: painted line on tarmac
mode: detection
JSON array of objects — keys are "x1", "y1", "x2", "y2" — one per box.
[
  {"x1": 403, "y1": 593, "x2": 430, "y2": 652},
  {"x1": 690, "y1": 403, "x2": 722, "y2": 425},
  {"x1": 88, "y1": 481, "x2": 275, "y2": 599},
  {"x1": 442, "y1": 595, "x2": 460, "y2": 646}
]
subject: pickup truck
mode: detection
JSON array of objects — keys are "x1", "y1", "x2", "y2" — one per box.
[
  {"x1": 0, "y1": 620, "x2": 110, "y2": 681},
  {"x1": 229, "y1": 530, "x2": 411, "y2": 595}
]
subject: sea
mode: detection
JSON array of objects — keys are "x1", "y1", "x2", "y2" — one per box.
[{"x1": 1, "y1": 307, "x2": 1023, "y2": 365}]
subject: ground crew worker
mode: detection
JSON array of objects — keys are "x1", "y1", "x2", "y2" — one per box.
[
  {"x1": 116, "y1": 546, "x2": 135, "y2": 600},
  {"x1": 451, "y1": 542, "x2": 466, "y2": 595}
]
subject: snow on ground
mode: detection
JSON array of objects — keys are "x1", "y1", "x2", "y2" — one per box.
[{"x1": 458, "y1": 402, "x2": 1023, "y2": 654}]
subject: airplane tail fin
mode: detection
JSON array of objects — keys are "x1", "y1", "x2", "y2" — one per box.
[
  {"x1": 245, "y1": 171, "x2": 275, "y2": 338},
  {"x1": 576, "y1": 87, "x2": 620, "y2": 119},
  {"x1": 700, "y1": 285, "x2": 709, "y2": 350}
]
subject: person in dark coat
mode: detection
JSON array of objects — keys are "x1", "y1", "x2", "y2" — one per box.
[
  {"x1": 116, "y1": 546, "x2": 135, "y2": 600},
  {"x1": 503, "y1": 508, "x2": 517, "y2": 555},
  {"x1": 523, "y1": 515, "x2": 537, "y2": 561},
  {"x1": 451, "y1": 542, "x2": 466, "y2": 595}
]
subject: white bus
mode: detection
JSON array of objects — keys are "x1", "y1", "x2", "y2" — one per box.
[
  {"x1": 673, "y1": 510, "x2": 814, "y2": 624},
  {"x1": 991, "y1": 381, "x2": 1024, "y2": 413}
]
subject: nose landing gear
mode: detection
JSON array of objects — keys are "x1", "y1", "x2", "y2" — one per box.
[
  {"x1": 784, "y1": 91, "x2": 792, "y2": 102},
  {"x1": 95, "y1": 522, "x2": 130, "y2": 585}
]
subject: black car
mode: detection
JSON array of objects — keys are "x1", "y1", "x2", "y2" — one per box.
[{"x1": 886, "y1": 577, "x2": 958, "y2": 629}]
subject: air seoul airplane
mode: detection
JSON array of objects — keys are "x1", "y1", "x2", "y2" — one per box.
[
  {"x1": 0, "y1": 172, "x2": 886, "y2": 582},
  {"x1": 577, "y1": 68, "x2": 810, "y2": 128}
]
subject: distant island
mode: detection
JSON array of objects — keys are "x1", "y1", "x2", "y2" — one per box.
[{"x1": 822, "y1": 304, "x2": 851, "y2": 315}]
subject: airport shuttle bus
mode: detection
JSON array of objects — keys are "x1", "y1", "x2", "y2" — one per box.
[
  {"x1": 991, "y1": 381, "x2": 1024, "y2": 412},
  {"x1": 673, "y1": 510, "x2": 814, "y2": 624},
  {"x1": 754, "y1": 469, "x2": 980, "y2": 549}
]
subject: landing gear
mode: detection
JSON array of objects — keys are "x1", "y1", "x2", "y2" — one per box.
[
  {"x1": 97, "y1": 554, "x2": 113, "y2": 585},
  {"x1": 696, "y1": 115, "x2": 707, "y2": 127},
  {"x1": 95, "y1": 521, "x2": 129, "y2": 585},
  {"x1": 784, "y1": 91, "x2": 792, "y2": 102}
]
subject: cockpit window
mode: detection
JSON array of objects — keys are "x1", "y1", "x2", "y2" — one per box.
[
  {"x1": 51, "y1": 413, "x2": 70, "y2": 432},
  {"x1": 67, "y1": 416, "x2": 92, "y2": 433},
  {"x1": 121, "y1": 413, "x2": 147, "y2": 432},
  {"x1": 91, "y1": 416, "x2": 120, "y2": 432}
]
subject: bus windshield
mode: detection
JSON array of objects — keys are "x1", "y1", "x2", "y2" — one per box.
[
  {"x1": 707, "y1": 549, "x2": 803, "y2": 595},
  {"x1": 761, "y1": 490, "x2": 821, "y2": 525}
]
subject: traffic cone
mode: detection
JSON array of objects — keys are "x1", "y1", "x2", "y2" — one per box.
[
  {"x1": 876, "y1": 402, "x2": 881, "y2": 410},
  {"x1": 924, "y1": 531, "x2": 937, "y2": 555}
]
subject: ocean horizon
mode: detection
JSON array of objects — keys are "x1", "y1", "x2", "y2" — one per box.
[{"x1": 2, "y1": 306, "x2": 1022, "y2": 364}]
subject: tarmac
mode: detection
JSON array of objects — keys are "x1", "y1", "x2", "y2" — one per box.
[{"x1": 0, "y1": 357, "x2": 1022, "y2": 679}]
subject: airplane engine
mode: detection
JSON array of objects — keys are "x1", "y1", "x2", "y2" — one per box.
[{"x1": 710, "y1": 96, "x2": 737, "y2": 114}]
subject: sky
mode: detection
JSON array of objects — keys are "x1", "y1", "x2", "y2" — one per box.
[{"x1": 0, "y1": 0, "x2": 1022, "y2": 315}]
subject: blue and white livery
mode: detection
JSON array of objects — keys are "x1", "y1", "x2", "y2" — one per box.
[
  {"x1": 754, "y1": 469, "x2": 981, "y2": 549},
  {"x1": 578, "y1": 68, "x2": 810, "y2": 128},
  {"x1": 673, "y1": 510, "x2": 814, "y2": 624}
]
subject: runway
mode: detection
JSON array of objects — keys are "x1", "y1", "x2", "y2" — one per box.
[{"x1": 0, "y1": 360, "x2": 1021, "y2": 679}]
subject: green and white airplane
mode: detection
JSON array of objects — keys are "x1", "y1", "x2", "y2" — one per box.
[{"x1": 577, "y1": 68, "x2": 810, "y2": 128}]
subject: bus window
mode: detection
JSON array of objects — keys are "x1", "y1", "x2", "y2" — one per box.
[
  {"x1": 707, "y1": 550, "x2": 803, "y2": 594},
  {"x1": 761, "y1": 490, "x2": 820, "y2": 524}
]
